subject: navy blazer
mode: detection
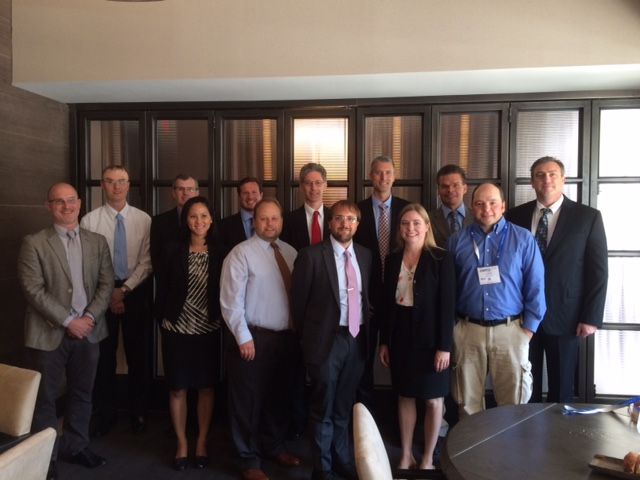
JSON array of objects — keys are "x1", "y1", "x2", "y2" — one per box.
[
  {"x1": 218, "y1": 212, "x2": 249, "y2": 251},
  {"x1": 506, "y1": 196, "x2": 608, "y2": 335},
  {"x1": 150, "y1": 207, "x2": 181, "y2": 274},
  {"x1": 380, "y1": 249, "x2": 456, "y2": 357}
]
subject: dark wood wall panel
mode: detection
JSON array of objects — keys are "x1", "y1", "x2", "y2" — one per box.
[{"x1": 0, "y1": 0, "x2": 69, "y2": 364}]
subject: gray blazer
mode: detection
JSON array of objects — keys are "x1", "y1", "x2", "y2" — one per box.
[
  {"x1": 429, "y1": 206, "x2": 473, "y2": 248},
  {"x1": 18, "y1": 226, "x2": 114, "y2": 351}
]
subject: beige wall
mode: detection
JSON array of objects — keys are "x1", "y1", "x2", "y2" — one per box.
[
  {"x1": 1, "y1": 0, "x2": 69, "y2": 364},
  {"x1": 12, "y1": 0, "x2": 640, "y2": 84}
]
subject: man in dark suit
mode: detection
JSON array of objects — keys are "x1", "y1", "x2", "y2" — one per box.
[
  {"x1": 281, "y1": 162, "x2": 330, "y2": 251},
  {"x1": 18, "y1": 183, "x2": 114, "y2": 479},
  {"x1": 506, "y1": 156, "x2": 608, "y2": 402},
  {"x1": 429, "y1": 164, "x2": 473, "y2": 248},
  {"x1": 218, "y1": 177, "x2": 263, "y2": 250},
  {"x1": 354, "y1": 155, "x2": 409, "y2": 408},
  {"x1": 150, "y1": 174, "x2": 199, "y2": 273},
  {"x1": 292, "y1": 200, "x2": 372, "y2": 480}
]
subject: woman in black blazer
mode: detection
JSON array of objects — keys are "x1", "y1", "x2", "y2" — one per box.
[
  {"x1": 379, "y1": 203, "x2": 456, "y2": 471},
  {"x1": 155, "y1": 196, "x2": 224, "y2": 471}
]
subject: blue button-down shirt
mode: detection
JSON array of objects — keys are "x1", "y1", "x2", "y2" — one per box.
[{"x1": 447, "y1": 217, "x2": 546, "y2": 332}]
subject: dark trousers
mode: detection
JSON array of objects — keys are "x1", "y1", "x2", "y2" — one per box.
[
  {"x1": 226, "y1": 328, "x2": 296, "y2": 469},
  {"x1": 307, "y1": 329, "x2": 365, "y2": 475},
  {"x1": 356, "y1": 314, "x2": 378, "y2": 410},
  {"x1": 93, "y1": 283, "x2": 151, "y2": 422},
  {"x1": 30, "y1": 337, "x2": 99, "y2": 459},
  {"x1": 529, "y1": 325, "x2": 580, "y2": 403}
]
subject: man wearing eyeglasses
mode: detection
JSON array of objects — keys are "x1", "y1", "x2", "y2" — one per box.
[
  {"x1": 292, "y1": 200, "x2": 372, "y2": 480},
  {"x1": 18, "y1": 183, "x2": 114, "y2": 478},
  {"x1": 150, "y1": 174, "x2": 200, "y2": 273},
  {"x1": 81, "y1": 165, "x2": 153, "y2": 437}
]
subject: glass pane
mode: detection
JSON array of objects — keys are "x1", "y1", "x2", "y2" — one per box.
[
  {"x1": 223, "y1": 119, "x2": 277, "y2": 181},
  {"x1": 599, "y1": 109, "x2": 640, "y2": 177},
  {"x1": 364, "y1": 115, "x2": 422, "y2": 179},
  {"x1": 363, "y1": 186, "x2": 422, "y2": 205},
  {"x1": 438, "y1": 112, "x2": 499, "y2": 179},
  {"x1": 221, "y1": 186, "x2": 277, "y2": 218},
  {"x1": 603, "y1": 257, "x2": 640, "y2": 325},
  {"x1": 515, "y1": 110, "x2": 580, "y2": 178},
  {"x1": 87, "y1": 186, "x2": 142, "y2": 213},
  {"x1": 513, "y1": 183, "x2": 578, "y2": 207},
  {"x1": 156, "y1": 119, "x2": 209, "y2": 180},
  {"x1": 291, "y1": 186, "x2": 348, "y2": 209},
  {"x1": 89, "y1": 120, "x2": 140, "y2": 180},
  {"x1": 293, "y1": 118, "x2": 348, "y2": 181},
  {"x1": 597, "y1": 183, "x2": 640, "y2": 251},
  {"x1": 594, "y1": 329, "x2": 640, "y2": 395},
  {"x1": 155, "y1": 186, "x2": 210, "y2": 216}
]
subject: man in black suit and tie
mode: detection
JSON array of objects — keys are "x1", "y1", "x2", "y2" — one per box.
[
  {"x1": 354, "y1": 155, "x2": 409, "y2": 408},
  {"x1": 18, "y1": 183, "x2": 114, "y2": 479},
  {"x1": 281, "y1": 162, "x2": 330, "y2": 251},
  {"x1": 218, "y1": 177, "x2": 263, "y2": 250},
  {"x1": 150, "y1": 174, "x2": 199, "y2": 273},
  {"x1": 429, "y1": 164, "x2": 473, "y2": 248},
  {"x1": 292, "y1": 200, "x2": 372, "y2": 480},
  {"x1": 506, "y1": 156, "x2": 608, "y2": 402}
]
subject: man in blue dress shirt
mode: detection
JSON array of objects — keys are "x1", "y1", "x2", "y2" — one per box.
[{"x1": 447, "y1": 183, "x2": 546, "y2": 416}]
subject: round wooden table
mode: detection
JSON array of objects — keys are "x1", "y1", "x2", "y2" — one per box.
[{"x1": 441, "y1": 403, "x2": 639, "y2": 480}]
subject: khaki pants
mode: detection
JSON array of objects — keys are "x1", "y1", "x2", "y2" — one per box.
[{"x1": 452, "y1": 319, "x2": 532, "y2": 416}]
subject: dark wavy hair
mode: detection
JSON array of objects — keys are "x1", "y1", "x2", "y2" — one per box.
[{"x1": 179, "y1": 196, "x2": 215, "y2": 245}]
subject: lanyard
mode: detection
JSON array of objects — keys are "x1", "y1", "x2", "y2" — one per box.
[{"x1": 471, "y1": 222, "x2": 508, "y2": 266}]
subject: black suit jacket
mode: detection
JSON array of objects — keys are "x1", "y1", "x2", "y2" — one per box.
[
  {"x1": 354, "y1": 196, "x2": 410, "y2": 306},
  {"x1": 380, "y1": 249, "x2": 456, "y2": 358},
  {"x1": 218, "y1": 212, "x2": 249, "y2": 251},
  {"x1": 292, "y1": 240, "x2": 372, "y2": 366},
  {"x1": 281, "y1": 205, "x2": 330, "y2": 251},
  {"x1": 154, "y1": 241, "x2": 225, "y2": 325},
  {"x1": 506, "y1": 196, "x2": 608, "y2": 335},
  {"x1": 150, "y1": 207, "x2": 181, "y2": 274},
  {"x1": 429, "y1": 206, "x2": 474, "y2": 249}
]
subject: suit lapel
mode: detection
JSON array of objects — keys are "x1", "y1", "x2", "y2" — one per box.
[
  {"x1": 546, "y1": 196, "x2": 573, "y2": 257},
  {"x1": 47, "y1": 228, "x2": 72, "y2": 283},
  {"x1": 322, "y1": 242, "x2": 341, "y2": 306}
]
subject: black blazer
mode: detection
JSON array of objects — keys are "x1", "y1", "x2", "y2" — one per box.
[
  {"x1": 154, "y1": 241, "x2": 225, "y2": 325},
  {"x1": 281, "y1": 205, "x2": 330, "y2": 251},
  {"x1": 429, "y1": 206, "x2": 474, "y2": 249},
  {"x1": 506, "y1": 196, "x2": 608, "y2": 335},
  {"x1": 218, "y1": 212, "x2": 249, "y2": 251},
  {"x1": 150, "y1": 207, "x2": 181, "y2": 274},
  {"x1": 354, "y1": 196, "x2": 410, "y2": 304},
  {"x1": 380, "y1": 249, "x2": 456, "y2": 356},
  {"x1": 292, "y1": 240, "x2": 372, "y2": 366}
]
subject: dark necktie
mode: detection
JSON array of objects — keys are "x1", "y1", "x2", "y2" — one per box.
[
  {"x1": 271, "y1": 242, "x2": 293, "y2": 329},
  {"x1": 311, "y1": 210, "x2": 322, "y2": 245},
  {"x1": 344, "y1": 250, "x2": 360, "y2": 338},
  {"x1": 448, "y1": 209, "x2": 460, "y2": 234},
  {"x1": 378, "y1": 204, "x2": 390, "y2": 277},
  {"x1": 535, "y1": 208, "x2": 552, "y2": 254},
  {"x1": 114, "y1": 213, "x2": 128, "y2": 280}
]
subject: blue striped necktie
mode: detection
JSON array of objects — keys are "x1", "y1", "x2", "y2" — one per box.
[{"x1": 114, "y1": 213, "x2": 128, "y2": 279}]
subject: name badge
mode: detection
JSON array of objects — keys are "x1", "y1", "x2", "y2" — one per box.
[{"x1": 477, "y1": 265, "x2": 501, "y2": 285}]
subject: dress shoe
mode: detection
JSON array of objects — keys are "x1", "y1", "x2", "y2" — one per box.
[
  {"x1": 173, "y1": 457, "x2": 188, "y2": 471},
  {"x1": 273, "y1": 451, "x2": 301, "y2": 467},
  {"x1": 47, "y1": 460, "x2": 57, "y2": 480},
  {"x1": 68, "y1": 448, "x2": 107, "y2": 468},
  {"x1": 131, "y1": 415, "x2": 146, "y2": 434},
  {"x1": 194, "y1": 455, "x2": 209, "y2": 469},
  {"x1": 241, "y1": 468, "x2": 269, "y2": 480}
]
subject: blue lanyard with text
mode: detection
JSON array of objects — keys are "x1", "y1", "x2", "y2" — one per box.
[{"x1": 471, "y1": 223, "x2": 509, "y2": 266}]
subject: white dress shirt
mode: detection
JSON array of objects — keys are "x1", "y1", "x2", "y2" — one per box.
[
  {"x1": 220, "y1": 235, "x2": 297, "y2": 346},
  {"x1": 81, "y1": 203, "x2": 152, "y2": 291}
]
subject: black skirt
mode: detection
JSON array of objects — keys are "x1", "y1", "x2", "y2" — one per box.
[
  {"x1": 389, "y1": 304, "x2": 449, "y2": 399},
  {"x1": 161, "y1": 327, "x2": 221, "y2": 390}
]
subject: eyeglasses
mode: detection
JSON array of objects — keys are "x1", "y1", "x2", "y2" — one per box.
[
  {"x1": 103, "y1": 179, "x2": 129, "y2": 186},
  {"x1": 48, "y1": 197, "x2": 79, "y2": 207},
  {"x1": 333, "y1": 215, "x2": 358, "y2": 224},
  {"x1": 303, "y1": 180, "x2": 326, "y2": 188},
  {"x1": 174, "y1": 186, "x2": 198, "y2": 193}
]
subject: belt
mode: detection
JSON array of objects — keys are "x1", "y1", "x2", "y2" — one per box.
[
  {"x1": 459, "y1": 315, "x2": 521, "y2": 327},
  {"x1": 248, "y1": 325, "x2": 290, "y2": 334}
]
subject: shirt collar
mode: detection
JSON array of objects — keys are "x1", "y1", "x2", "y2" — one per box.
[
  {"x1": 240, "y1": 208, "x2": 253, "y2": 223},
  {"x1": 106, "y1": 202, "x2": 129, "y2": 218},
  {"x1": 54, "y1": 223, "x2": 79, "y2": 237},
  {"x1": 442, "y1": 204, "x2": 466, "y2": 218},
  {"x1": 371, "y1": 195, "x2": 392, "y2": 210},
  {"x1": 535, "y1": 195, "x2": 564, "y2": 214},
  {"x1": 330, "y1": 235, "x2": 354, "y2": 257},
  {"x1": 304, "y1": 203, "x2": 323, "y2": 218}
]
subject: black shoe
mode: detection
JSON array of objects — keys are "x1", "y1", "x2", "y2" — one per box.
[
  {"x1": 68, "y1": 448, "x2": 107, "y2": 468},
  {"x1": 131, "y1": 415, "x2": 146, "y2": 434},
  {"x1": 194, "y1": 455, "x2": 209, "y2": 469},
  {"x1": 173, "y1": 457, "x2": 188, "y2": 471},
  {"x1": 47, "y1": 460, "x2": 57, "y2": 480}
]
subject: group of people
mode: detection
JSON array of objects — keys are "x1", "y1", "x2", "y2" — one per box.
[{"x1": 17, "y1": 153, "x2": 608, "y2": 480}]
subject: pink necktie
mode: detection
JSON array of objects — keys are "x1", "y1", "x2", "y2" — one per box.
[{"x1": 344, "y1": 250, "x2": 360, "y2": 337}]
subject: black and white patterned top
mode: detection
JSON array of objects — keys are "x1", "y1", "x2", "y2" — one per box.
[{"x1": 162, "y1": 251, "x2": 219, "y2": 334}]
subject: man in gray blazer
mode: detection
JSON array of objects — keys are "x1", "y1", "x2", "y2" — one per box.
[
  {"x1": 18, "y1": 183, "x2": 114, "y2": 479},
  {"x1": 429, "y1": 164, "x2": 473, "y2": 248}
]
